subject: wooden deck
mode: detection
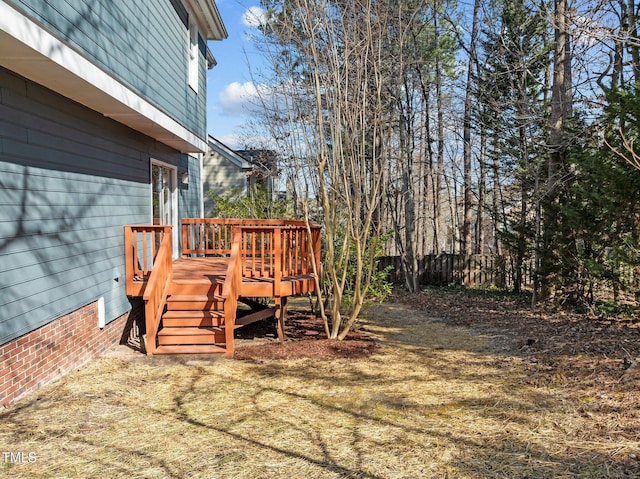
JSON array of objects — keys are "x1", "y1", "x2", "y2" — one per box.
[
  {"x1": 124, "y1": 219, "x2": 321, "y2": 356},
  {"x1": 171, "y1": 256, "x2": 316, "y2": 297},
  {"x1": 172, "y1": 257, "x2": 227, "y2": 282}
]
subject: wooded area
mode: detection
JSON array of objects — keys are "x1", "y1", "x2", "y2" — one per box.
[{"x1": 245, "y1": 0, "x2": 640, "y2": 321}]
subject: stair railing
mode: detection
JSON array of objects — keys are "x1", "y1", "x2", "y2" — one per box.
[
  {"x1": 221, "y1": 227, "x2": 243, "y2": 356},
  {"x1": 140, "y1": 230, "x2": 173, "y2": 355}
]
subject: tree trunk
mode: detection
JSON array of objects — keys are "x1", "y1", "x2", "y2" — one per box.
[
  {"x1": 542, "y1": 0, "x2": 573, "y2": 299},
  {"x1": 612, "y1": 0, "x2": 625, "y2": 88},
  {"x1": 476, "y1": 127, "x2": 486, "y2": 254},
  {"x1": 435, "y1": 3, "x2": 445, "y2": 255},
  {"x1": 461, "y1": 0, "x2": 481, "y2": 256},
  {"x1": 629, "y1": 0, "x2": 640, "y2": 82}
]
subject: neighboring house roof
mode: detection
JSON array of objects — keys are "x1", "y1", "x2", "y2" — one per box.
[
  {"x1": 0, "y1": 1, "x2": 225, "y2": 154},
  {"x1": 236, "y1": 149, "x2": 278, "y2": 175}
]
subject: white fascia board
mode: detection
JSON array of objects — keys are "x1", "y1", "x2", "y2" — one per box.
[
  {"x1": 186, "y1": 0, "x2": 228, "y2": 40},
  {"x1": 0, "y1": 2, "x2": 207, "y2": 153},
  {"x1": 207, "y1": 136, "x2": 252, "y2": 169}
]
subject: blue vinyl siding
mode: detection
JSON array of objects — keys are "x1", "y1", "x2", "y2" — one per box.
[
  {"x1": 179, "y1": 155, "x2": 202, "y2": 219},
  {"x1": 11, "y1": 0, "x2": 207, "y2": 138},
  {"x1": 0, "y1": 67, "x2": 203, "y2": 345}
]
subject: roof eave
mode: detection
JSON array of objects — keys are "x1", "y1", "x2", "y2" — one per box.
[
  {"x1": 207, "y1": 136, "x2": 253, "y2": 169},
  {"x1": 0, "y1": 3, "x2": 207, "y2": 153},
  {"x1": 186, "y1": 0, "x2": 228, "y2": 40}
]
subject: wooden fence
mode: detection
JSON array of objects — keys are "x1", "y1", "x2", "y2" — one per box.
[{"x1": 379, "y1": 254, "x2": 535, "y2": 290}]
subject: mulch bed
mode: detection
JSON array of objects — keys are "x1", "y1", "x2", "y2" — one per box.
[{"x1": 234, "y1": 310, "x2": 378, "y2": 361}]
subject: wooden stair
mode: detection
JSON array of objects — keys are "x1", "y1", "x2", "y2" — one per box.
[{"x1": 153, "y1": 279, "x2": 229, "y2": 355}]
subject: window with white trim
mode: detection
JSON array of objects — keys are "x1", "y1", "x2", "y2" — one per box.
[{"x1": 188, "y1": 21, "x2": 199, "y2": 93}]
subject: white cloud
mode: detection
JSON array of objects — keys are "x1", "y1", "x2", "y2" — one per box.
[
  {"x1": 218, "y1": 81, "x2": 263, "y2": 116},
  {"x1": 242, "y1": 6, "x2": 266, "y2": 28}
]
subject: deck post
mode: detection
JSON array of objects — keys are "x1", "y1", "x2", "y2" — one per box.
[
  {"x1": 181, "y1": 222, "x2": 188, "y2": 257},
  {"x1": 273, "y1": 228, "x2": 285, "y2": 339},
  {"x1": 124, "y1": 226, "x2": 134, "y2": 295},
  {"x1": 275, "y1": 296, "x2": 288, "y2": 341}
]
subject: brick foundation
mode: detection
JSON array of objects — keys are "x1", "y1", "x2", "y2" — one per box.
[{"x1": 0, "y1": 299, "x2": 143, "y2": 407}]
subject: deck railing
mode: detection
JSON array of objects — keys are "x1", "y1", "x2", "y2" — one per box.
[
  {"x1": 125, "y1": 220, "x2": 321, "y2": 296},
  {"x1": 124, "y1": 225, "x2": 172, "y2": 296},
  {"x1": 182, "y1": 218, "x2": 322, "y2": 285}
]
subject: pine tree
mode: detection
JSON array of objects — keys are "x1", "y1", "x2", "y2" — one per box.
[{"x1": 478, "y1": 0, "x2": 549, "y2": 291}]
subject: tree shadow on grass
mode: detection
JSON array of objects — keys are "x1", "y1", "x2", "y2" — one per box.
[{"x1": 1, "y1": 299, "x2": 639, "y2": 478}]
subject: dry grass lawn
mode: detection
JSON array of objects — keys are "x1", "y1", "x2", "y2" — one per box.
[{"x1": 1, "y1": 296, "x2": 639, "y2": 478}]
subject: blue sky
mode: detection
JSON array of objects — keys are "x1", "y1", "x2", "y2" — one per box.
[{"x1": 206, "y1": 1, "x2": 268, "y2": 149}]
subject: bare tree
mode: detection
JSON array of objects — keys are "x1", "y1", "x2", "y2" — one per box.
[
  {"x1": 605, "y1": 126, "x2": 640, "y2": 171},
  {"x1": 383, "y1": 1, "x2": 459, "y2": 290},
  {"x1": 259, "y1": 0, "x2": 390, "y2": 339}
]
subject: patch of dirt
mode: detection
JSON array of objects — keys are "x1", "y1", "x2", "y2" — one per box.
[
  {"x1": 234, "y1": 309, "x2": 378, "y2": 361},
  {"x1": 393, "y1": 288, "x2": 640, "y2": 359},
  {"x1": 234, "y1": 289, "x2": 640, "y2": 377},
  {"x1": 392, "y1": 288, "x2": 640, "y2": 416}
]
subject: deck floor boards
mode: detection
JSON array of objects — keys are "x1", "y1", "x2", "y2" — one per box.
[
  {"x1": 172, "y1": 257, "x2": 279, "y2": 296},
  {"x1": 172, "y1": 257, "x2": 276, "y2": 281},
  {"x1": 172, "y1": 257, "x2": 228, "y2": 282}
]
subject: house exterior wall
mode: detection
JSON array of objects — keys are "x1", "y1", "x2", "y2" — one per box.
[
  {"x1": 180, "y1": 155, "x2": 203, "y2": 219},
  {"x1": 11, "y1": 0, "x2": 208, "y2": 138},
  {"x1": 0, "y1": 66, "x2": 200, "y2": 355},
  {"x1": 0, "y1": 298, "x2": 143, "y2": 406},
  {"x1": 0, "y1": 0, "x2": 222, "y2": 405},
  {"x1": 202, "y1": 148, "x2": 247, "y2": 215}
]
